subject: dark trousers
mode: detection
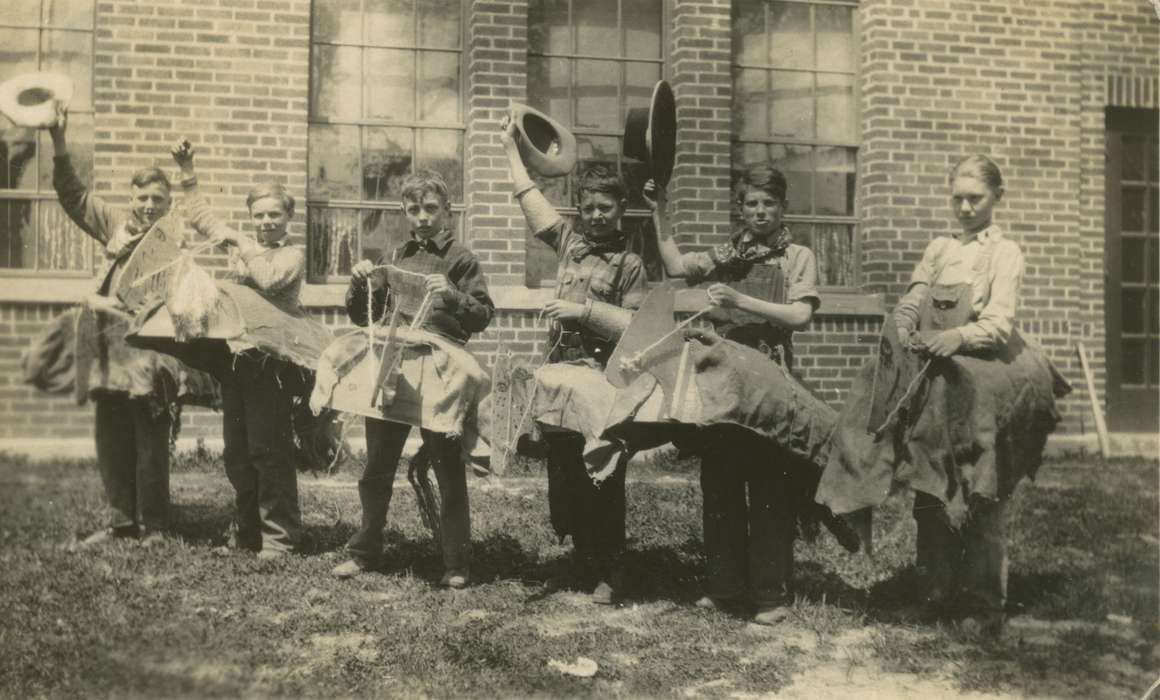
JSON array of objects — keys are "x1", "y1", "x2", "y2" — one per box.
[
  {"x1": 348, "y1": 417, "x2": 471, "y2": 571},
  {"x1": 544, "y1": 432, "x2": 627, "y2": 580},
  {"x1": 220, "y1": 354, "x2": 301, "y2": 552},
  {"x1": 914, "y1": 491, "x2": 1009, "y2": 615},
  {"x1": 699, "y1": 436, "x2": 796, "y2": 608},
  {"x1": 94, "y1": 393, "x2": 171, "y2": 532}
]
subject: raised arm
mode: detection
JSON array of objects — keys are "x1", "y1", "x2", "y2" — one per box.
[
  {"x1": 499, "y1": 114, "x2": 564, "y2": 248},
  {"x1": 643, "y1": 180, "x2": 689, "y2": 278},
  {"x1": 50, "y1": 102, "x2": 117, "y2": 245},
  {"x1": 171, "y1": 139, "x2": 237, "y2": 243}
]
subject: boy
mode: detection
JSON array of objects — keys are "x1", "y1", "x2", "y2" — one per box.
[
  {"x1": 646, "y1": 167, "x2": 821, "y2": 624},
  {"x1": 500, "y1": 115, "x2": 646, "y2": 605},
  {"x1": 331, "y1": 170, "x2": 495, "y2": 587},
  {"x1": 42, "y1": 106, "x2": 215, "y2": 546}
]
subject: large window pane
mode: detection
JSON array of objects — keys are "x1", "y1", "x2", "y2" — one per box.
[
  {"x1": 575, "y1": 134, "x2": 619, "y2": 184},
  {"x1": 0, "y1": 29, "x2": 40, "y2": 81},
  {"x1": 365, "y1": 48, "x2": 415, "y2": 121},
  {"x1": 528, "y1": 0, "x2": 571, "y2": 55},
  {"x1": 769, "y1": 71, "x2": 814, "y2": 141},
  {"x1": 575, "y1": 0, "x2": 618, "y2": 56},
  {"x1": 359, "y1": 208, "x2": 411, "y2": 264},
  {"x1": 817, "y1": 73, "x2": 855, "y2": 143},
  {"x1": 574, "y1": 60, "x2": 619, "y2": 130},
  {"x1": 417, "y1": 50, "x2": 460, "y2": 122},
  {"x1": 365, "y1": 0, "x2": 414, "y2": 46},
  {"x1": 815, "y1": 146, "x2": 856, "y2": 216},
  {"x1": 0, "y1": 199, "x2": 34, "y2": 268},
  {"x1": 1122, "y1": 287, "x2": 1146, "y2": 334},
  {"x1": 768, "y1": 2, "x2": 812, "y2": 70},
  {"x1": 308, "y1": 124, "x2": 361, "y2": 200},
  {"x1": 816, "y1": 5, "x2": 855, "y2": 73},
  {"x1": 528, "y1": 57, "x2": 570, "y2": 125},
  {"x1": 5, "y1": 0, "x2": 40, "y2": 26},
  {"x1": 1121, "y1": 339, "x2": 1146, "y2": 385},
  {"x1": 734, "y1": 67, "x2": 767, "y2": 138},
  {"x1": 1, "y1": 129, "x2": 39, "y2": 191},
  {"x1": 42, "y1": 30, "x2": 93, "y2": 112},
  {"x1": 732, "y1": 0, "x2": 766, "y2": 66},
  {"x1": 1122, "y1": 186, "x2": 1146, "y2": 232},
  {"x1": 1123, "y1": 237, "x2": 1147, "y2": 283},
  {"x1": 308, "y1": 206, "x2": 362, "y2": 278},
  {"x1": 623, "y1": 0, "x2": 662, "y2": 59},
  {"x1": 312, "y1": 0, "x2": 362, "y2": 44},
  {"x1": 812, "y1": 222, "x2": 854, "y2": 286},
  {"x1": 418, "y1": 0, "x2": 460, "y2": 49},
  {"x1": 362, "y1": 126, "x2": 411, "y2": 201},
  {"x1": 38, "y1": 200, "x2": 89, "y2": 271},
  {"x1": 43, "y1": 0, "x2": 94, "y2": 29},
  {"x1": 624, "y1": 62, "x2": 660, "y2": 118},
  {"x1": 1122, "y1": 134, "x2": 1148, "y2": 181},
  {"x1": 311, "y1": 45, "x2": 362, "y2": 120},
  {"x1": 39, "y1": 112, "x2": 93, "y2": 190},
  {"x1": 416, "y1": 129, "x2": 463, "y2": 200},
  {"x1": 770, "y1": 144, "x2": 813, "y2": 215}
]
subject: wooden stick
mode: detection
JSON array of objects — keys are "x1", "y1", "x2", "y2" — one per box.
[
  {"x1": 627, "y1": 306, "x2": 712, "y2": 367},
  {"x1": 1076, "y1": 341, "x2": 1110, "y2": 459}
]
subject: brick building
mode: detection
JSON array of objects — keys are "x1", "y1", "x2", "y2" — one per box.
[{"x1": 0, "y1": 0, "x2": 1156, "y2": 454}]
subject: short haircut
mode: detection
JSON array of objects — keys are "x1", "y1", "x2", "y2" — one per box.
[
  {"x1": 949, "y1": 154, "x2": 1004, "y2": 193},
  {"x1": 734, "y1": 164, "x2": 788, "y2": 205},
  {"x1": 130, "y1": 166, "x2": 172, "y2": 192},
  {"x1": 574, "y1": 165, "x2": 626, "y2": 205},
  {"x1": 245, "y1": 182, "x2": 296, "y2": 217},
  {"x1": 401, "y1": 169, "x2": 451, "y2": 207}
]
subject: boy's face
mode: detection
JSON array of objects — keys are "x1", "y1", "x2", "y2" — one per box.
[
  {"x1": 739, "y1": 185, "x2": 784, "y2": 238},
  {"x1": 129, "y1": 182, "x2": 172, "y2": 226},
  {"x1": 576, "y1": 191, "x2": 625, "y2": 240},
  {"x1": 950, "y1": 175, "x2": 1000, "y2": 235},
  {"x1": 249, "y1": 196, "x2": 291, "y2": 245},
  {"x1": 402, "y1": 192, "x2": 449, "y2": 239}
]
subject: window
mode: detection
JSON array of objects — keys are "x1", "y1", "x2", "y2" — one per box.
[
  {"x1": 731, "y1": 0, "x2": 859, "y2": 287},
  {"x1": 307, "y1": 0, "x2": 464, "y2": 283},
  {"x1": 525, "y1": 0, "x2": 666, "y2": 286},
  {"x1": 0, "y1": 0, "x2": 96, "y2": 275}
]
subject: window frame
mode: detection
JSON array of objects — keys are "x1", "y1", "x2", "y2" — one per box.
[
  {"x1": 0, "y1": 0, "x2": 98, "y2": 278},
  {"x1": 730, "y1": 0, "x2": 862, "y2": 291},
  {"x1": 305, "y1": 0, "x2": 469, "y2": 285},
  {"x1": 523, "y1": 0, "x2": 671, "y2": 288}
]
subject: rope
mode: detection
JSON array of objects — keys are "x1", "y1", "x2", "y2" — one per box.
[
  {"x1": 499, "y1": 321, "x2": 564, "y2": 459},
  {"x1": 128, "y1": 239, "x2": 219, "y2": 289},
  {"x1": 871, "y1": 357, "x2": 933, "y2": 439},
  {"x1": 623, "y1": 305, "x2": 713, "y2": 369}
]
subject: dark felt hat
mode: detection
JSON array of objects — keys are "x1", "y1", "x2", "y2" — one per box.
[
  {"x1": 508, "y1": 103, "x2": 578, "y2": 178},
  {"x1": 623, "y1": 80, "x2": 676, "y2": 188}
]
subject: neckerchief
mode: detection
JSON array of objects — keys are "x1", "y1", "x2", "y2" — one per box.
[
  {"x1": 571, "y1": 230, "x2": 626, "y2": 262},
  {"x1": 405, "y1": 228, "x2": 454, "y2": 255},
  {"x1": 710, "y1": 223, "x2": 791, "y2": 276}
]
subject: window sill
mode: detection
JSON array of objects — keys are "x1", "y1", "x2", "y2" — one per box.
[{"x1": 300, "y1": 283, "x2": 886, "y2": 317}]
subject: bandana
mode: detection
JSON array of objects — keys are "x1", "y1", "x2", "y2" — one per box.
[
  {"x1": 709, "y1": 223, "x2": 791, "y2": 277},
  {"x1": 570, "y1": 231, "x2": 627, "y2": 262}
]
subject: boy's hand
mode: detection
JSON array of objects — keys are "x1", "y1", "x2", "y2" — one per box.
[
  {"x1": 351, "y1": 259, "x2": 376, "y2": 281},
  {"x1": 499, "y1": 113, "x2": 519, "y2": 150},
  {"x1": 48, "y1": 100, "x2": 68, "y2": 145},
  {"x1": 923, "y1": 329, "x2": 963, "y2": 358},
  {"x1": 170, "y1": 138, "x2": 195, "y2": 173},
  {"x1": 84, "y1": 294, "x2": 130, "y2": 319},
  {"x1": 706, "y1": 283, "x2": 743, "y2": 309},
  {"x1": 544, "y1": 299, "x2": 585, "y2": 322},
  {"x1": 425, "y1": 274, "x2": 455, "y2": 301},
  {"x1": 642, "y1": 178, "x2": 667, "y2": 212}
]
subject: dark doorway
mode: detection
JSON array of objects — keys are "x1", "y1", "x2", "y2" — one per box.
[{"x1": 1104, "y1": 107, "x2": 1159, "y2": 432}]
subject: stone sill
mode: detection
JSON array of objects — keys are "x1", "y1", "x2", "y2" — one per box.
[{"x1": 0, "y1": 277, "x2": 886, "y2": 318}]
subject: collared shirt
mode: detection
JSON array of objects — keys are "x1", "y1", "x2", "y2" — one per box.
[
  {"x1": 182, "y1": 191, "x2": 305, "y2": 311},
  {"x1": 893, "y1": 224, "x2": 1024, "y2": 350},
  {"x1": 345, "y1": 228, "x2": 495, "y2": 344},
  {"x1": 536, "y1": 218, "x2": 646, "y2": 311}
]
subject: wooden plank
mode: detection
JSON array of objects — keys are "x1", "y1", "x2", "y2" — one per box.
[{"x1": 1076, "y1": 341, "x2": 1110, "y2": 459}]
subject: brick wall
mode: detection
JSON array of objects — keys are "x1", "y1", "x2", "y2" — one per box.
[
  {"x1": 858, "y1": 0, "x2": 1158, "y2": 433},
  {"x1": 1, "y1": 0, "x2": 1157, "y2": 449}
]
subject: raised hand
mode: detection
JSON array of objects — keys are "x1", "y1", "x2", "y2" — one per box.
[
  {"x1": 170, "y1": 138, "x2": 195, "y2": 174},
  {"x1": 642, "y1": 178, "x2": 667, "y2": 212}
]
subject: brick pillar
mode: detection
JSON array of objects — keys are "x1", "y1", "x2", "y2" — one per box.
[
  {"x1": 670, "y1": 0, "x2": 733, "y2": 250},
  {"x1": 465, "y1": 0, "x2": 531, "y2": 289}
]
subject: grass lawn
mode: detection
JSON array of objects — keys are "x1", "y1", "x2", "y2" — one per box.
[{"x1": 0, "y1": 450, "x2": 1156, "y2": 699}]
